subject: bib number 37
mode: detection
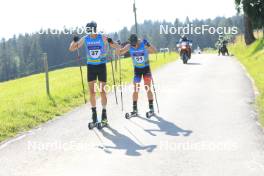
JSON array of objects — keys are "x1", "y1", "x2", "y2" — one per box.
[{"x1": 89, "y1": 50, "x2": 101, "y2": 58}]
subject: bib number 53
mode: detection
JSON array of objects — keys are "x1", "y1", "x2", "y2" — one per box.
[{"x1": 135, "y1": 56, "x2": 145, "y2": 63}]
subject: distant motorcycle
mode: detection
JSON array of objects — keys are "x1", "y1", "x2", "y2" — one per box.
[
  {"x1": 177, "y1": 41, "x2": 192, "y2": 64},
  {"x1": 219, "y1": 44, "x2": 229, "y2": 56}
]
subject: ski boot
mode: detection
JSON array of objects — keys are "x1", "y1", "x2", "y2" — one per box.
[{"x1": 98, "y1": 109, "x2": 108, "y2": 129}]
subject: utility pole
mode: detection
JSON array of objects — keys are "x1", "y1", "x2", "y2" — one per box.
[
  {"x1": 133, "y1": 0, "x2": 138, "y2": 35},
  {"x1": 43, "y1": 53, "x2": 50, "y2": 96}
]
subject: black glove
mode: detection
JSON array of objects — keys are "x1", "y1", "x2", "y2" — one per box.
[
  {"x1": 143, "y1": 39, "x2": 151, "y2": 47},
  {"x1": 117, "y1": 40, "x2": 121, "y2": 45},
  {"x1": 73, "y1": 36, "x2": 79, "y2": 42},
  {"x1": 107, "y1": 37, "x2": 113, "y2": 44}
]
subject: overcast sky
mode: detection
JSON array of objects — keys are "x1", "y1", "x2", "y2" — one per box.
[{"x1": 0, "y1": 0, "x2": 237, "y2": 39}]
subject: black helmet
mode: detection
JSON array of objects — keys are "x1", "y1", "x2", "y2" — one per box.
[
  {"x1": 86, "y1": 21, "x2": 97, "y2": 33},
  {"x1": 129, "y1": 34, "x2": 138, "y2": 47},
  {"x1": 117, "y1": 40, "x2": 121, "y2": 45},
  {"x1": 181, "y1": 34, "x2": 187, "y2": 41}
]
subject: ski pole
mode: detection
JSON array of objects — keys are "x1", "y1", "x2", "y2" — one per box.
[
  {"x1": 76, "y1": 47, "x2": 87, "y2": 104},
  {"x1": 108, "y1": 44, "x2": 118, "y2": 105},
  {"x1": 118, "y1": 54, "x2": 124, "y2": 111},
  {"x1": 115, "y1": 53, "x2": 118, "y2": 72},
  {"x1": 149, "y1": 66, "x2": 160, "y2": 113}
]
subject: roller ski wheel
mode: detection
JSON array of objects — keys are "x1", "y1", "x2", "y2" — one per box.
[
  {"x1": 125, "y1": 111, "x2": 138, "y2": 119},
  {"x1": 146, "y1": 111, "x2": 155, "y2": 118},
  {"x1": 88, "y1": 122, "x2": 98, "y2": 130}
]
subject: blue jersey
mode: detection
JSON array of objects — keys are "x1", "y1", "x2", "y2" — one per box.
[
  {"x1": 129, "y1": 42, "x2": 149, "y2": 68},
  {"x1": 84, "y1": 34, "x2": 107, "y2": 65}
]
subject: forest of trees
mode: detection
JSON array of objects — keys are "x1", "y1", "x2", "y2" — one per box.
[
  {"x1": 0, "y1": 16, "x2": 244, "y2": 82},
  {"x1": 235, "y1": 0, "x2": 264, "y2": 44}
]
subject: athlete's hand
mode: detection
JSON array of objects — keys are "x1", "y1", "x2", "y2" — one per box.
[
  {"x1": 117, "y1": 40, "x2": 121, "y2": 45},
  {"x1": 107, "y1": 37, "x2": 113, "y2": 44},
  {"x1": 73, "y1": 36, "x2": 79, "y2": 42},
  {"x1": 143, "y1": 39, "x2": 151, "y2": 47}
]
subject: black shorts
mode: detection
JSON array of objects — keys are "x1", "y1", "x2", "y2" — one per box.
[
  {"x1": 134, "y1": 66, "x2": 152, "y2": 83},
  {"x1": 87, "y1": 64, "x2": 107, "y2": 82}
]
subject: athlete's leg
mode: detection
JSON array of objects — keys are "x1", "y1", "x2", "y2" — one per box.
[
  {"x1": 98, "y1": 64, "x2": 107, "y2": 122},
  {"x1": 88, "y1": 81, "x2": 97, "y2": 122},
  {"x1": 98, "y1": 64, "x2": 107, "y2": 108},
  {"x1": 88, "y1": 81, "x2": 97, "y2": 107},
  {"x1": 144, "y1": 81, "x2": 153, "y2": 100},
  {"x1": 133, "y1": 71, "x2": 141, "y2": 112},
  {"x1": 99, "y1": 81, "x2": 107, "y2": 108},
  {"x1": 88, "y1": 64, "x2": 98, "y2": 122},
  {"x1": 99, "y1": 81, "x2": 108, "y2": 122},
  {"x1": 143, "y1": 70, "x2": 154, "y2": 111}
]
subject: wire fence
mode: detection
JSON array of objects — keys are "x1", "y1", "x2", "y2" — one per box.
[
  {"x1": 3, "y1": 56, "x2": 87, "y2": 82},
  {"x1": 3, "y1": 47, "x2": 119, "y2": 82},
  {"x1": 1, "y1": 47, "x2": 165, "y2": 83}
]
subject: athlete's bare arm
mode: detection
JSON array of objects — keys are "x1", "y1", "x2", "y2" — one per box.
[
  {"x1": 69, "y1": 37, "x2": 85, "y2": 52},
  {"x1": 117, "y1": 44, "x2": 130, "y2": 56}
]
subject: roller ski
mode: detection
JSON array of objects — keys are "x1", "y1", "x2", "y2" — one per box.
[
  {"x1": 125, "y1": 110, "x2": 138, "y2": 119},
  {"x1": 146, "y1": 100, "x2": 155, "y2": 118},
  {"x1": 88, "y1": 110, "x2": 99, "y2": 130},
  {"x1": 97, "y1": 109, "x2": 109, "y2": 130},
  {"x1": 125, "y1": 101, "x2": 139, "y2": 119},
  {"x1": 88, "y1": 121, "x2": 99, "y2": 130},
  {"x1": 88, "y1": 120, "x2": 108, "y2": 130},
  {"x1": 146, "y1": 110, "x2": 155, "y2": 118}
]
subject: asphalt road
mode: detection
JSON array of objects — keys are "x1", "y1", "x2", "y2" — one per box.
[{"x1": 1, "y1": 54, "x2": 264, "y2": 176}]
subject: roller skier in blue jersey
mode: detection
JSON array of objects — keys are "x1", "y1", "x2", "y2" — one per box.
[
  {"x1": 69, "y1": 21, "x2": 119, "y2": 128},
  {"x1": 117, "y1": 34, "x2": 157, "y2": 117}
]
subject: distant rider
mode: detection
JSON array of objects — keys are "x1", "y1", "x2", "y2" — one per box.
[
  {"x1": 178, "y1": 35, "x2": 192, "y2": 58},
  {"x1": 217, "y1": 36, "x2": 229, "y2": 56}
]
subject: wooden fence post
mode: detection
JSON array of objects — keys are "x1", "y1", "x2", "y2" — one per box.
[{"x1": 43, "y1": 53, "x2": 50, "y2": 96}]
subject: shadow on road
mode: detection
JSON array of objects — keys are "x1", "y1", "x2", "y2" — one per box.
[
  {"x1": 186, "y1": 62, "x2": 201, "y2": 65},
  {"x1": 100, "y1": 126, "x2": 157, "y2": 156},
  {"x1": 137, "y1": 115, "x2": 193, "y2": 137}
]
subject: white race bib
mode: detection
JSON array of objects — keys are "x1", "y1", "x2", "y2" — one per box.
[
  {"x1": 89, "y1": 49, "x2": 101, "y2": 59},
  {"x1": 135, "y1": 56, "x2": 145, "y2": 63}
]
